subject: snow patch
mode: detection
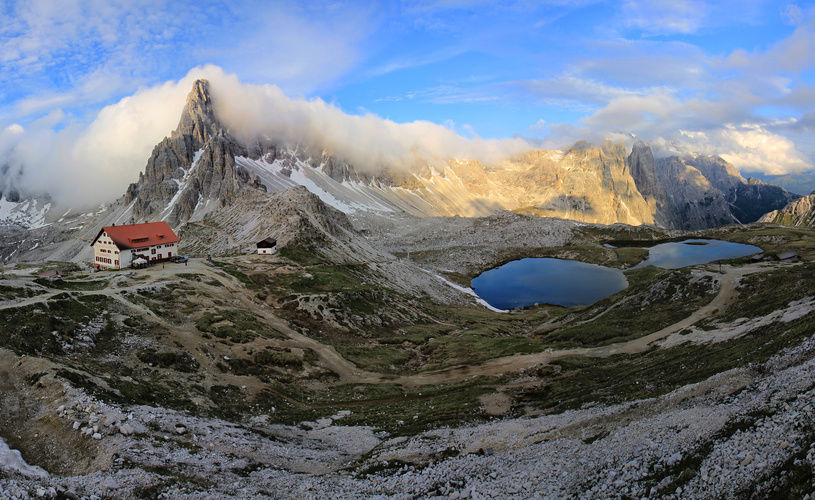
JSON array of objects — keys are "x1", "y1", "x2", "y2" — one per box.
[
  {"x1": 0, "y1": 438, "x2": 47, "y2": 478},
  {"x1": 161, "y1": 149, "x2": 204, "y2": 221},
  {"x1": 0, "y1": 195, "x2": 50, "y2": 228},
  {"x1": 427, "y1": 270, "x2": 507, "y2": 313},
  {"x1": 235, "y1": 154, "x2": 401, "y2": 215}
]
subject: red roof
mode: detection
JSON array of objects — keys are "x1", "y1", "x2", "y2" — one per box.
[{"x1": 90, "y1": 222, "x2": 179, "y2": 250}]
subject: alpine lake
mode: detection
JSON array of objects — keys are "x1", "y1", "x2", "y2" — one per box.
[{"x1": 471, "y1": 239, "x2": 762, "y2": 310}]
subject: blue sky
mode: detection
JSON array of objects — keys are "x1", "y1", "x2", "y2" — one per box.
[{"x1": 2, "y1": 0, "x2": 815, "y2": 203}]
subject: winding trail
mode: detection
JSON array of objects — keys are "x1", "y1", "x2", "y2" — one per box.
[
  {"x1": 0, "y1": 260, "x2": 777, "y2": 389},
  {"x1": 395, "y1": 264, "x2": 770, "y2": 387}
]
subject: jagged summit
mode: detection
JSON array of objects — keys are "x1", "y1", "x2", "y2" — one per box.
[
  {"x1": 125, "y1": 79, "x2": 262, "y2": 225},
  {"x1": 174, "y1": 79, "x2": 222, "y2": 147},
  {"x1": 119, "y1": 80, "x2": 800, "y2": 233}
]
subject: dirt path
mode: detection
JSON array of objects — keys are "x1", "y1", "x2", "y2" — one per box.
[
  {"x1": 129, "y1": 259, "x2": 391, "y2": 385},
  {"x1": 393, "y1": 264, "x2": 772, "y2": 387},
  {"x1": 0, "y1": 260, "x2": 779, "y2": 390}
]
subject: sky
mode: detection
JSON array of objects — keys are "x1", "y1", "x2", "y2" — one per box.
[{"x1": 1, "y1": 0, "x2": 815, "y2": 205}]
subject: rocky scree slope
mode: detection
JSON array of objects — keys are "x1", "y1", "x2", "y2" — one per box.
[
  {"x1": 178, "y1": 186, "x2": 478, "y2": 304},
  {"x1": 2, "y1": 297, "x2": 815, "y2": 499},
  {"x1": 760, "y1": 193, "x2": 815, "y2": 227}
]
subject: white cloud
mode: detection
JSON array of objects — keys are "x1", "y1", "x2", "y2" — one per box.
[
  {"x1": 620, "y1": 0, "x2": 766, "y2": 35},
  {"x1": 3, "y1": 124, "x2": 23, "y2": 135},
  {"x1": 203, "y1": 4, "x2": 375, "y2": 96},
  {"x1": 0, "y1": 1, "x2": 374, "y2": 127},
  {"x1": 1, "y1": 66, "x2": 534, "y2": 207},
  {"x1": 782, "y1": 4, "x2": 805, "y2": 25},
  {"x1": 622, "y1": 0, "x2": 709, "y2": 34},
  {"x1": 674, "y1": 125, "x2": 812, "y2": 175},
  {"x1": 515, "y1": 75, "x2": 649, "y2": 106},
  {"x1": 540, "y1": 85, "x2": 813, "y2": 175},
  {"x1": 0, "y1": 67, "x2": 211, "y2": 206},
  {"x1": 206, "y1": 69, "x2": 533, "y2": 171},
  {"x1": 722, "y1": 15, "x2": 815, "y2": 75}
]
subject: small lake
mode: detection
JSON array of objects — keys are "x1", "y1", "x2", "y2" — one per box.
[
  {"x1": 630, "y1": 239, "x2": 762, "y2": 269},
  {"x1": 471, "y1": 239, "x2": 763, "y2": 310},
  {"x1": 471, "y1": 258, "x2": 628, "y2": 309}
]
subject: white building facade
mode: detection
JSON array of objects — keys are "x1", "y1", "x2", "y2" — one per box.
[{"x1": 90, "y1": 222, "x2": 180, "y2": 270}]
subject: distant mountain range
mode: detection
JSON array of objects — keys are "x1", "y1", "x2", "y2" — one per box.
[
  {"x1": 749, "y1": 172, "x2": 815, "y2": 197},
  {"x1": 119, "y1": 79, "x2": 798, "y2": 233},
  {"x1": 0, "y1": 79, "x2": 806, "y2": 259}
]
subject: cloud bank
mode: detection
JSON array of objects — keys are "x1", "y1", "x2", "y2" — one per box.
[
  {"x1": 0, "y1": 66, "x2": 534, "y2": 207},
  {"x1": 205, "y1": 69, "x2": 533, "y2": 172},
  {"x1": 0, "y1": 74, "x2": 196, "y2": 207}
]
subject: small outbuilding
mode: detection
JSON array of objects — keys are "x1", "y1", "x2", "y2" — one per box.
[
  {"x1": 257, "y1": 238, "x2": 277, "y2": 255},
  {"x1": 777, "y1": 251, "x2": 800, "y2": 263},
  {"x1": 38, "y1": 270, "x2": 68, "y2": 280},
  {"x1": 131, "y1": 257, "x2": 148, "y2": 269}
]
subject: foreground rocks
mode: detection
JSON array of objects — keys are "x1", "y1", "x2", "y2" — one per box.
[{"x1": 2, "y1": 329, "x2": 815, "y2": 499}]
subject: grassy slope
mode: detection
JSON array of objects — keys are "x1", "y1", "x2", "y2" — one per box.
[{"x1": 1, "y1": 226, "x2": 814, "y2": 438}]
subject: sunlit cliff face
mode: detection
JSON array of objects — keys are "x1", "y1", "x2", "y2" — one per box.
[{"x1": 0, "y1": 66, "x2": 534, "y2": 208}]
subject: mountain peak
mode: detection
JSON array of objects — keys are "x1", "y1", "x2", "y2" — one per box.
[{"x1": 175, "y1": 79, "x2": 221, "y2": 148}]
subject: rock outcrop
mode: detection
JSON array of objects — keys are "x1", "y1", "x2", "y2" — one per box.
[
  {"x1": 759, "y1": 194, "x2": 815, "y2": 227},
  {"x1": 125, "y1": 80, "x2": 270, "y2": 225},
  {"x1": 681, "y1": 155, "x2": 799, "y2": 223},
  {"x1": 626, "y1": 140, "x2": 672, "y2": 227},
  {"x1": 728, "y1": 180, "x2": 800, "y2": 224},
  {"x1": 682, "y1": 154, "x2": 745, "y2": 194},
  {"x1": 503, "y1": 140, "x2": 655, "y2": 225},
  {"x1": 655, "y1": 156, "x2": 734, "y2": 230}
]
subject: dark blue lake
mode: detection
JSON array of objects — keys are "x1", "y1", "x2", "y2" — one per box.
[
  {"x1": 471, "y1": 258, "x2": 628, "y2": 309},
  {"x1": 471, "y1": 239, "x2": 763, "y2": 310},
  {"x1": 630, "y1": 239, "x2": 762, "y2": 269}
]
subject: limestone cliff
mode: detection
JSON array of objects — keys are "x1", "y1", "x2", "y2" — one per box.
[
  {"x1": 125, "y1": 80, "x2": 269, "y2": 225},
  {"x1": 655, "y1": 156, "x2": 734, "y2": 230},
  {"x1": 626, "y1": 140, "x2": 672, "y2": 227},
  {"x1": 682, "y1": 154, "x2": 745, "y2": 194},
  {"x1": 490, "y1": 140, "x2": 655, "y2": 225},
  {"x1": 759, "y1": 194, "x2": 815, "y2": 227},
  {"x1": 681, "y1": 155, "x2": 799, "y2": 223}
]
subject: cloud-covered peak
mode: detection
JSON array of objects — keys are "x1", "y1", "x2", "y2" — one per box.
[{"x1": 0, "y1": 66, "x2": 535, "y2": 207}]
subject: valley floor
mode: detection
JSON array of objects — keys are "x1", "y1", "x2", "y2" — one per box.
[{"x1": 1, "y1": 228, "x2": 815, "y2": 498}]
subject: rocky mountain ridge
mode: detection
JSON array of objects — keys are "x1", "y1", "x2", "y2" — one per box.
[
  {"x1": 124, "y1": 80, "x2": 270, "y2": 226},
  {"x1": 0, "y1": 80, "x2": 803, "y2": 268},
  {"x1": 759, "y1": 193, "x2": 815, "y2": 227},
  {"x1": 120, "y1": 80, "x2": 799, "y2": 235}
]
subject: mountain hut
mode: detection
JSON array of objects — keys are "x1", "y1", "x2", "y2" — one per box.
[
  {"x1": 90, "y1": 221, "x2": 180, "y2": 270},
  {"x1": 257, "y1": 238, "x2": 277, "y2": 255}
]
